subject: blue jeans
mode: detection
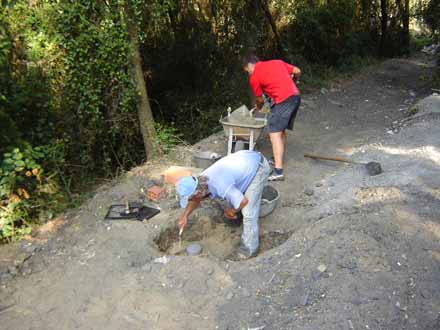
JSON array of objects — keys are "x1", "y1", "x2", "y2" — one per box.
[{"x1": 240, "y1": 156, "x2": 271, "y2": 256}]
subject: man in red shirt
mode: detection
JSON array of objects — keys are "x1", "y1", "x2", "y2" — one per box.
[{"x1": 243, "y1": 53, "x2": 301, "y2": 181}]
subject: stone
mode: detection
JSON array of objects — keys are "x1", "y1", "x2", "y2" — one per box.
[
  {"x1": 0, "y1": 272, "x2": 14, "y2": 282},
  {"x1": 315, "y1": 182, "x2": 323, "y2": 188},
  {"x1": 312, "y1": 271, "x2": 322, "y2": 281},
  {"x1": 301, "y1": 294, "x2": 310, "y2": 306},
  {"x1": 317, "y1": 264, "x2": 327, "y2": 273},
  {"x1": 153, "y1": 256, "x2": 170, "y2": 264},
  {"x1": 7, "y1": 266, "x2": 17, "y2": 276},
  {"x1": 226, "y1": 292, "x2": 234, "y2": 300},
  {"x1": 304, "y1": 188, "x2": 314, "y2": 196},
  {"x1": 21, "y1": 266, "x2": 32, "y2": 276},
  {"x1": 421, "y1": 289, "x2": 431, "y2": 299},
  {"x1": 22, "y1": 244, "x2": 37, "y2": 255},
  {"x1": 141, "y1": 264, "x2": 152, "y2": 273}
]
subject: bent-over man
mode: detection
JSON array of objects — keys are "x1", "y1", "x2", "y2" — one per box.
[{"x1": 177, "y1": 150, "x2": 270, "y2": 259}]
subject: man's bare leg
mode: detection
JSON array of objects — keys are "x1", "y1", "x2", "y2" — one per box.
[
  {"x1": 270, "y1": 132, "x2": 284, "y2": 169},
  {"x1": 282, "y1": 131, "x2": 287, "y2": 161}
]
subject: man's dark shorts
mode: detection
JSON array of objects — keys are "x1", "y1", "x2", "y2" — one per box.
[{"x1": 268, "y1": 95, "x2": 301, "y2": 133}]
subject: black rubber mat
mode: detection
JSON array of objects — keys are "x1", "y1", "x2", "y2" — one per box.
[{"x1": 105, "y1": 204, "x2": 160, "y2": 221}]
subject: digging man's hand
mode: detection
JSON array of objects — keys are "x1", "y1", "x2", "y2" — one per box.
[
  {"x1": 224, "y1": 207, "x2": 238, "y2": 220},
  {"x1": 223, "y1": 197, "x2": 248, "y2": 220},
  {"x1": 178, "y1": 214, "x2": 188, "y2": 233}
]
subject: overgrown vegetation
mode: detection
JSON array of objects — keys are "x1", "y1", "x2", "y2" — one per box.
[{"x1": 0, "y1": 0, "x2": 437, "y2": 241}]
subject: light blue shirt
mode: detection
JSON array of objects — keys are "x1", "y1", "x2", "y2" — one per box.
[{"x1": 202, "y1": 150, "x2": 261, "y2": 209}]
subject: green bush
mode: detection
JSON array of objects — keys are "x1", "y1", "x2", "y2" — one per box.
[
  {"x1": 155, "y1": 123, "x2": 183, "y2": 154},
  {"x1": 0, "y1": 143, "x2": 67, "y2": 242}
]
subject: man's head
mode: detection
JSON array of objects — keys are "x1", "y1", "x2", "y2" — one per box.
[
  {"x1": 176, "y1": 175, "x2": 209, "y2": 208},
  {"x1": 242, "y1": 52, "x2": 259, "y2": 76}
]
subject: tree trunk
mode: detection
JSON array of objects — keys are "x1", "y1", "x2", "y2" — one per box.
[
  {"x1": 396, "y1": 0, "x2": 409, "y2": 54},
  {"x1": 360, "y1": 0, "x2": 372, "y2": 28},
  {"x1": 380, "y1": 0, "x2": 388, "y2": 56},
  {"x1": 123, "y1": 2, "x2": 158, "y2": 159},
  {"x1": 258, "y1": 0, "x2": 284, "y2": 55}
]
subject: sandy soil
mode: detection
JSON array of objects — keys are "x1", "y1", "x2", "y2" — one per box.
[{"x1": 0, "y1": 53, "x2": 439, "y2": 330}]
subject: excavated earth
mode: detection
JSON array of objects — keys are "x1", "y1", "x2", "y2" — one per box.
[{"x1": 0, "y1": 53, "x2": 439, "y2": 330}]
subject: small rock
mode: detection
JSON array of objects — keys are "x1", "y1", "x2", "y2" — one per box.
[
  {"x1": 320, "y1": 88, "x2": 328, "y2": 95},
  {"x1": 207, "y1": 268, "x2": 214, "y2": 275},
  {"x1": 301, "y1": 294, "x2": 309, "y2": 306},
  {"x1": 22, "y1": 244, "x2": 37, "y2": 255},
  {"x1": 0, "y1": 272, "x2": 14, "y2": 282},
  {"x1": 7, "y1": 266, "x2": 17, "y2": 276},
  {"x1": 21, "y1": 266, "x2": 32, "y2": 276},
  {"x1": 304, "y1": 188, "x2": 314, "y2": 196},
  {"x1": 421, "y1": 289, "x2": 431, "y2": 299},
  {"x1": 153, "y1": 256, "x2": 170, "y2": 264},
  {"x1": 141, "y1": 264, "x2": 152, "y2": 273},
  {"x1": 312, "y1": 270, "x2": 322, "y2": 281},
  {"x1": 317, "y1": 264, "x2": 327, "y2": 273},
  {"x1": 226, "y1": 292, "x2": 234, "y2": 300},
  {"x1": 315, "y1": 182, "x2": 323, "y2": 188}
]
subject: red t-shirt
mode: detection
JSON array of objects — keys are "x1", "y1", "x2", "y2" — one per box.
[{"x1": 249, "y1": 60, "x2": 300, "y2": 104}]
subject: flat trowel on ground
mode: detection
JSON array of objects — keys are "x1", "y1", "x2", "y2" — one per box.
[{"x1": 304, "y1": 153, "x2": 383, "y2": 176}]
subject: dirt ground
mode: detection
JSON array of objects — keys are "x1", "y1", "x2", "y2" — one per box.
[{"x1": 1, "y1": 53, "x2": 439, "y2": 330}]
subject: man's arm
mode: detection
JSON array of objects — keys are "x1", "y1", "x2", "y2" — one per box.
[
  {"x1": 223, "y1": 185, "x2": 248, "y2": 219},
  {"x1": 178, "y1": 195, "x2": 202, "y2": 231},
  {"x1": 284, "y1": 61, "x2": 301, "y2": 82},
  {"x1": 255, "y1": 95, "x2": 264, "y2": 110},
  {"x1": 291, "y1": 66, "x2": 301, "y2": 82},
  {"x1": 224, "y1": 196, "x2": 248, "y2": 219},
  {"x1": 250, "y1": 74, "x2": 264, "y2": 110}
]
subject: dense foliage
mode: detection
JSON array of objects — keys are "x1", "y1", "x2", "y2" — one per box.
[
  {"x1": 423, "y1": 0, "x2": 440, "y2": 35},
  {"x1": 0, "y1": 0, "x2": 436, "y2": 241}
]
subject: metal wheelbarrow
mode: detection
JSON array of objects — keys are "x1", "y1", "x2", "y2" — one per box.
[{"x1": 219, "y1": 105, "x2": 267, "y2": 154}]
